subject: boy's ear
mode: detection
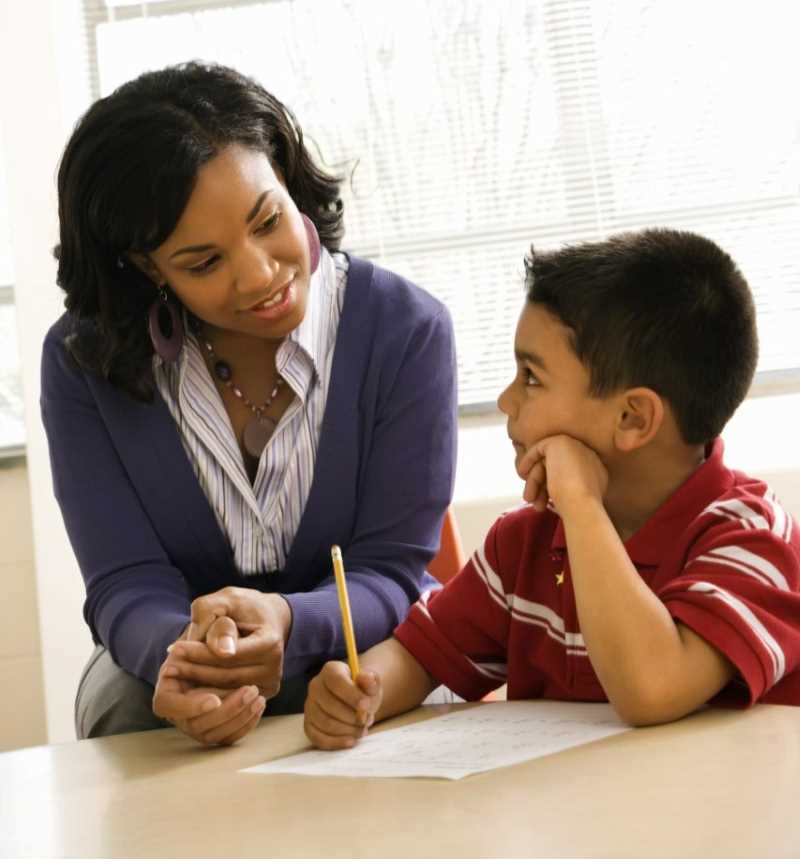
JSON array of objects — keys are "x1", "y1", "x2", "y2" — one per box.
[
  {"x1": 126, "y1": 251, "x2": 165, "y2": 286},
  {"x1": 613, "y1": 387, "x2": 664, "y2": 452}
]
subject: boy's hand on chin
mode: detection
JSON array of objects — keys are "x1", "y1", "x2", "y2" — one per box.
[{"x1": 517, "y1": 435, "x2": 608, "y2": 514}]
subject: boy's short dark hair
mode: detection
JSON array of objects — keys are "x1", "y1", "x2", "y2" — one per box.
[{"x1": 525, "y1": 228, "x2": 758, "y2": 445}]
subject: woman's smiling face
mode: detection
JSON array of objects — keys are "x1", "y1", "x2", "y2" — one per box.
[{"x1": 143, "y1": 144, "x2": 313, "y2": 341}]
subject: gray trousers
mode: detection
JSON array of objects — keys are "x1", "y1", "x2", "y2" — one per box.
[{"x1": 75, "y1": 645, "x2": 311, "y2": 739}]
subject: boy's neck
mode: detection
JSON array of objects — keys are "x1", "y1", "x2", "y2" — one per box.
[{"x1": 603, "y1": 439, "x2": 707, "y2": 543}]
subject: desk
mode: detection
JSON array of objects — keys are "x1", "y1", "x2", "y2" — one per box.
[{"x1": 1, "y1": 702, "x2": 798, "y2": 858}]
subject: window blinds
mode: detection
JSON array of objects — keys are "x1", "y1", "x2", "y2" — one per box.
[{"x1": 82, "y1": 0, "x2": 800, "y2": 407}]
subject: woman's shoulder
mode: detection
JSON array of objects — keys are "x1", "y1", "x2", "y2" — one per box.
[
  {"x1": 42, "y1": 312, "x2": 102, "y2": 388},
  {"x1": 42, "y1": 312, "x2": 79, "y2": 366},
  {"x1": 45, "y1": 311, "x2": 98, "y2": 346},
  {"x1": 344, "y1": 254, "x2": 450, "y2": 327},
  {"x1": 44, "y1": 311, "x2": 72, "y2": 341},
  {"x1": 41, "y1": 314, "x2": 92, "y2": 406}
]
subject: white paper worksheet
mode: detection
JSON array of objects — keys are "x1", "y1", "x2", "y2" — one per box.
[{"x1": 241, "y1": 701, "x2": 631, "y2": 780}]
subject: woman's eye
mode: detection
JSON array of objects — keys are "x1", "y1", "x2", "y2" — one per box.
[
  {"x1": 256, "y1": 210, "x2": 281, "y2": 234},
  {"x1": 187, "y1": 255, "x2": 219, "y2": 275}
]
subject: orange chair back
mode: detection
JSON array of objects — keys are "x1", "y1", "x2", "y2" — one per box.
[
  {"x1": 428, "y1": 507, "x2": 467, "y2": 584},
  {"x1": 427, "y1": 509, "x2": 500, "y2": 700}
]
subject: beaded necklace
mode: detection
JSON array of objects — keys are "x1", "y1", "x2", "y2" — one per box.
[{"x1": 198, "y1": 332, "x2": 285, "y2": 460}]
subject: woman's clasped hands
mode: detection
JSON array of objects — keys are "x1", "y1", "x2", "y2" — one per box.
[{"x1": 152, "y1": 587, "x2": 292, "y2": 745}]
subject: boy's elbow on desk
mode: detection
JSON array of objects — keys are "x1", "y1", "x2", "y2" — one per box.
[
  {"x1": 598, "y1": 628, "x2": 739, "y2": 727},
  {"x1": 607, "y1": 689, "x2": 691, "y2": 728},
  {"x1": 610, "y1": 696, "x2": 689, "y2": 728},
  {"x1": 605, "y1": 675, "x2": 723, "y2": 728}
]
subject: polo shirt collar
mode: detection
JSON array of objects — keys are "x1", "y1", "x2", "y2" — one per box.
[{"x1": 551, "y1": 438, "x2": 734, "y2": 565}]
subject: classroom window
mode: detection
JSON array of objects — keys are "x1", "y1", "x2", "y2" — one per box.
[
  {"x1": 0, "y1": 292, "x2": 23, "y2": 456},
  {"x1": 73, "y1": 0, "x2": 800, "y2": 413},
  {"x1": 0, "y1": 120, "x2": 24, "y2": 456}
]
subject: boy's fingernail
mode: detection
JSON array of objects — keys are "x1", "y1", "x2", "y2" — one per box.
[
  {"x1": 243, "y1": 686, "x2": 258, "y2": 704},
  {"x1": 219, "y1": 635, "x2": 236, "y2": 654},
  {"x1": 201, "y1": 697, "x2": 219, "y2": 713}
]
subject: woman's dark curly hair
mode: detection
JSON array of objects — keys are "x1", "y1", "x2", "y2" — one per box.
[{"x1": 55, "y1": 61, "x2": 344, "y2": 400}]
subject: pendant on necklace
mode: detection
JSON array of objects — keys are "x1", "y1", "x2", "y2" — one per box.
[{"x1": 243, "y1": 416, "x2": 277, "y2": 459}]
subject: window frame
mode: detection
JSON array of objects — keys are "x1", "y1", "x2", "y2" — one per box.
[{"x1": 0, "y1": 284, "x2": 25, "y2": 459}]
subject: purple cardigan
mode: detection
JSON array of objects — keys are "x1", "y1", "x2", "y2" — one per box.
[{"x1": 41, "y1": 256, "x2": 457, "y2": 686}]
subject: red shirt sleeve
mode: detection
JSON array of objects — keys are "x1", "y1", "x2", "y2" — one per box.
[
  {"x1": 394, "y1": 516, "x2": 514, "y2": 700},
  {"x1": 659, "y1": 495, "x2": 800, "y2": 706}
]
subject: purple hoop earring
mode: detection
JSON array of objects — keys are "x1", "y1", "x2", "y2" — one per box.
[
  {"x1": 148, "y1": 287, "x2": 184, "y2": 363},
  {"x1": 302, "y1": 213, "x2": 321, "y2": 274}
]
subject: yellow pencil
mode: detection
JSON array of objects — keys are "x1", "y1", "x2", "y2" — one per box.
[{"x1": 331, "y1": 545, "x2": 360, "y2": 681}]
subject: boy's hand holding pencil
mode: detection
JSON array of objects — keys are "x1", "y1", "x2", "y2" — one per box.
[
  {"x1": 303, "y1": 545, "x2": 383, "y2": 750},
  {"x1": 304, "y1": 660, "x2": 383, "y2": 750}
]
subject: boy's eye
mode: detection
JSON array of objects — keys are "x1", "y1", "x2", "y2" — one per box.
[
  {"x1": 187, "y1": 255, "x2": 220, "y2": 275},
  {"x1": 255, "y1": 210, "x2": 281, "y2": 234},
  {"x1": 522, "y1": 367, "x2": 540, "y2": 387}
]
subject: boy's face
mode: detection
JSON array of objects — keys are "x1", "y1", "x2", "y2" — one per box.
[{"x1": 497, "y1": 303, "x2": 617, "y2": 472}]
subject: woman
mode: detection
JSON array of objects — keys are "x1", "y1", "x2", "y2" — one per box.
[{"x1": 42, "y1": 62, "x2": 456, "y2": 745}]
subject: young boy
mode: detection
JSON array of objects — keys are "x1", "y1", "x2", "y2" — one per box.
[{"x1": 304, "y1": 228, "x2": 800, "y2": 749}]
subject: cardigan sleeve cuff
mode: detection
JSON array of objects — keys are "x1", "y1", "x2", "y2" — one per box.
[{"x1": 281, "y1": 588, "x2": 344, "y2": 678}]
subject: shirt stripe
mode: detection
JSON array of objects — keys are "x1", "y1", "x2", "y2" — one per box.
[
  {"x1": 691, "y1": 545, "x2": 790, "y2": 591},
  {"x1": 471, "y1": 544, "x2": 587, "y2": 655},
  {"x1": 703, "y1": 498, "x2": 770, "y2": 532},
  {"x1": 764, "y1": 490, "x2": 793, "y2": 542},
  {"x1": 688, "y1": 581, "x2": 786, "y2": 686}
]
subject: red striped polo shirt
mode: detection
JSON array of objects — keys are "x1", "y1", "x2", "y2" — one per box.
[{"x1": 394, "y1": 440, "x2": 800, "y2": 707}]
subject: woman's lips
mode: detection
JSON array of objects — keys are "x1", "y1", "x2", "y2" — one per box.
[{"x1": 246, "y1": 279, "x2": 296, "y2": 321}]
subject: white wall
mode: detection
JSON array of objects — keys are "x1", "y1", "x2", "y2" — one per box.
[
  {"x1": 0, "y1": 458, "x2": 46, "y2": 750},
  {"x1": 0, "y1": 0, "x2": 92, "y2": 743}
]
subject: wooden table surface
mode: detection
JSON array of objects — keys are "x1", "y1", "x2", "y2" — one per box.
[{"x1": 1, "y1": 701, "x2": 798, "y2": 859}]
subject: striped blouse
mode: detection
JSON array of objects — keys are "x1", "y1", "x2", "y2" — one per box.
[{"x1": 153, "y1": 250, "x2": 348, "y2": 574}]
